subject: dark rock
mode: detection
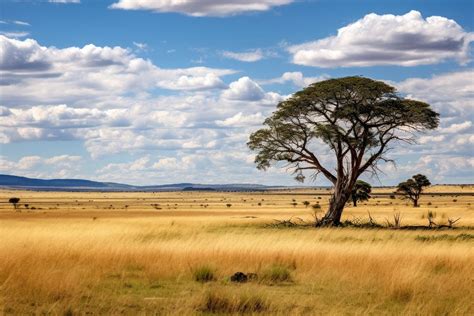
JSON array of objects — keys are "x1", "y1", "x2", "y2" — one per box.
[{"x1": 230, "y1": 272, "x2": 248, "y2": 283}]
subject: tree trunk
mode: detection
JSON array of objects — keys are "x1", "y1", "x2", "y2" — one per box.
[
  {"x1": 352, "y1": 197, "x2": 357, "y2": 207},
  {"x1": 320, "y1": 191, "x2": 350, "y2": 226},
  {"x1": 413, "y1": 198, "x2": 418, "y2": 207}
]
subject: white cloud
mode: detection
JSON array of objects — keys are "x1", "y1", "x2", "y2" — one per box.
[
  {"x1": 260, "y1": 71, "x2": 329, "y2": 88},
  {"x1": 418, "y1": 135, "x2": 445, "y2": 144},
  {"x1": 0, "y1": 36, "x2": 235, "y2": 107},
  {"x1": 396, "y1": 70, "x2": 474, "y2": 116},
  {"x1": 221, "y1": 49, "x2": 265, "y2": 62},
  {"x1": 222, "y1": 76, "x2": 265, "y2": 101},
  {"x1": 45, "y1": 155, "x2": 81, "y2": 166},
  {"x1": 288, "y1": 10, "x2": 474, "y2": 67},
  {"x1": 133, "y1": 41, "x2": 148, "y2": 51},
  {"x1": 455, "y1": 134, "x2": 474, "y2": 146},
  {"x1": 0, "y1": 31, "x2": 29, "y2": 38},
  {"x1": 0, "y1": 155, "x2": 82, "y2": 178},
  {"x1": 109, "y1": 0, "x2": 294, "y2": 17},
  {"x1": 215, "y1": 112, "x2": 264, "y2": 127},
  {"x1": 440, "y1": 121, "x2": 472, "y2": 134},
  {"x1": 13, "y1": 20, "x2": 30, "y2": 26}
]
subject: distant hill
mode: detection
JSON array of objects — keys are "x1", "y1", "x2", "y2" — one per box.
[{"x1": 0, "y1": 174, "x2": 280, "y2": 192}]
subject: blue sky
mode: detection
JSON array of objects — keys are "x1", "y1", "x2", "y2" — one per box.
[{"x1": 0, "y1": 0, "x2": 473, "y2": 185}]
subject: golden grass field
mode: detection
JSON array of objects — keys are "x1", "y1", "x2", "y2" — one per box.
[{"x1": 0, "y1": 186, "x2": 473, "y2": 315}]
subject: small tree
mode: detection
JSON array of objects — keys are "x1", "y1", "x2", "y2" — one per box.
[
  {"x1": 396, "y1": 174, "x2": 431, "y2": 207},
  {"x1": 9, "y1": 197, "x2": 20, "y2": 211},
  {"x1": 350, "y1": 180, "x2": 371, "y2": 207}
]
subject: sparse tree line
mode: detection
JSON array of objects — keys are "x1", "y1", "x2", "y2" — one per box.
[{"x1": 7, "y1": 173, "x2": 459, "y2": 229}]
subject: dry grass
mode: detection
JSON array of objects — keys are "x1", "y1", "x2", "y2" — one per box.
[{"x1": 0, "y1": 188, "x2": 473, "y2": 315}]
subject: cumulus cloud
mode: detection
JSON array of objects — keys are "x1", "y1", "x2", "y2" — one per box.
[
  {"x1": 0, "y1": 36, "x2": 235, "y2": 107},
  {"x1": 109, "y1": 0, "x2": 294, "y2": 17},
  {"x1": 215, "y1": 112, "x2": 264, "y2": 127},
  {"x1": 396, "y1": 70, "x2": 474, "y2": 117},
  {"x1": 0, "y1": 103, "x2": 195, "y2": 145},
  {"x1": 288, "y1": 10, "x2": 474, "y2": 67},
  {"x1": 260, "y1": 71, "x2": 329, "y2": 88},
  {"x1": 221, "y1": 49, "x2": 265, "y2": 62},
  {"x1": 376, "y1": 70, "x2": 474, "y2": 183},
  {"x1": 0, "y1": 155, "x2": 82, "y2": 179},
  {"x1": 2, "y1": 33, "x2": 471, "y2": 185},
  {"x1": 440, "y1": 121, "x2": 472, "y2": 134},
  {"x1": 222, "y1": 77, "x2": 265, "y2": 101}
]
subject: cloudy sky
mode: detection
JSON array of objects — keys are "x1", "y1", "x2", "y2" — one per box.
[{"x1": 0, "y1": 0, "x2": 473, "y2": 185}]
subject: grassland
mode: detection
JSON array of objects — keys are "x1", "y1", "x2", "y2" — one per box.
[{"x1": 0, "y1": 186, "x2": 473, "y2": 315}]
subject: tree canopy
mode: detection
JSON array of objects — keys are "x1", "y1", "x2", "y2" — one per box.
[
  {"x1": 248, "y1": 76, "x2": 439, "y2": 225},
  {"x1": 350, "y1": 180, "x2": 372, "y2": 207},
  {"x1": 396, "y1": 174, "x2": 431, "y2": 207}
]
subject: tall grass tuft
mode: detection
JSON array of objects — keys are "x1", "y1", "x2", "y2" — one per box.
[
  {"x1": 200, "y1": 290, "x2": 267, "y2": 314},
  {"x1": 260, "y1": 264, "x2": 292, "y2": 283},
  {"x1": 193, "y1": 265, "x2": 216, "y2": 283}
]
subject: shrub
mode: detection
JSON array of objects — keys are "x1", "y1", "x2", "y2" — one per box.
[
  {"x1": 193, "y1": 265, "x2": 216, "y2": 283},
  {"x1": 226, "y1": 203, "x2": 232, "y2": 208},
  {"x1": 151, "y1": 203, "x2": 161, "y2": 210},
  {"x1": 260, "y1": 264, "x2": 292, "y2": 283},
  {"x1": 303, "y1": 201, "x2": 310, "y2": 207},
  {"x1": 312, "y1": 204, "x2": 321, "y2": 210},
  {"x1": 389, "y1": 194, "x2": 396, "y2": 199}
]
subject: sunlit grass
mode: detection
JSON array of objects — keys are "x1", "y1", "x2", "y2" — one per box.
[{"x1": 0, "y1": 188, "x2": 473, "y2": 314}]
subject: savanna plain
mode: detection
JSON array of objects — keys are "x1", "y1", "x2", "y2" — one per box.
[{"x1": 0, "y1": 186, "x2": 473, "y2": 315}]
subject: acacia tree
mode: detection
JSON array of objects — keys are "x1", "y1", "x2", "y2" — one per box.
[
  {"x1": 351, "y1": 180, "x2": 371, "y2": 207},
  {"x1": 248, "y1": 77, "x2": 439, "y2": 226},
  {"x1": 8, "y1": 197, "x2": 20, "y2": 211},
  {"x1": 396, "y1": 174, "x2": 431, "y2": 207}
]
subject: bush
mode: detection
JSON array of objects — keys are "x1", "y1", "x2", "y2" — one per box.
[
  {"x1": 303, "y1": 201, "x2": 310, "y2": 207},
  {"x1": 312, "y1": 204, "x2": 321, "y2": 210},
  {"x1": 193, "y1": 265, "x2": 216, "y2": 283},
  {"x1": 260, "y1": 264, "x2": 292, "y2": 283},
  {"x1": 389, "y1": 194, "x2": 396, "y2": 199},
  {"x1": 226, "y1": 203, "x2": 232, "y2": 208}
]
